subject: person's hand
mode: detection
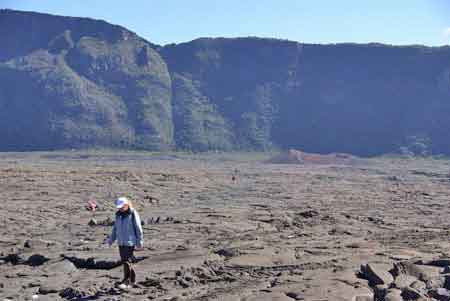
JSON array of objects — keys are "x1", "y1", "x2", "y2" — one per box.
[
  {"x1": 135, "y1": 245, "x2": 144, "y2": 251},
  {"x1": 103, "y1": 238, "x2": 112, "y2": 247}
]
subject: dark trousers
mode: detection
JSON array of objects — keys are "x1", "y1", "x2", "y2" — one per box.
[{"x1": 119, "y1": 246, "x2": 136, "y2": 284}]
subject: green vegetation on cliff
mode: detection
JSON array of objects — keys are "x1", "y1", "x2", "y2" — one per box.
[
  {"x1": 1, "y1": 10, "x2": 450, "y2": 156},
  {"x1": 0, "y1": 9, "x2": 172, "y2": 151}
]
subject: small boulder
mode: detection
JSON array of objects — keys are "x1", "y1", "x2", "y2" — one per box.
[
  {"x1": 393, "y1": 274, "x2": 418, "y2": 289},
  {"x1": 394, "y1": 261, "x2": 442, "y2": 282},
  {"x1": 401, "y1": 286, "x2": 425, "y2": 300},
  {"x1": 360, "y1": 263, "x2": 394, "y2": 286}
]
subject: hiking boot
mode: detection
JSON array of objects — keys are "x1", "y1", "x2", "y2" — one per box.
[{"x1": 118, "y1": 283, "x2": 131, "y2": 290}]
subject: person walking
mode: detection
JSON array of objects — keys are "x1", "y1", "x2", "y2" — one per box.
[{"x1": 107, "y1": 197, "x2": 144, "y2": 289}]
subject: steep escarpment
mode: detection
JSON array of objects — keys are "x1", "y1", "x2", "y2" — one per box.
[
  {"x1": 161, "y1": 39, "x2": 450, "y2": 155},
  {"x1": 1, "y1": 9, "x2": 450, "y2": 155},
  {"x1": 160, "y1": 38, "x2": 300, "y2": 151}
]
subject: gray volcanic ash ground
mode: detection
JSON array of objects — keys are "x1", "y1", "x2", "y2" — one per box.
[{"x1": 1, "y1": 152, "x2": 450, "y2": 300}]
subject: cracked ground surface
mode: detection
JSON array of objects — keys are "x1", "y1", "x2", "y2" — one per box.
[{"x1": 0, "y1": 152, "x2": 449, "y2": 300}]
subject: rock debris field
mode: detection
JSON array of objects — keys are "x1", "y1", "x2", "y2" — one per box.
[{"x1": 1, "y1": 152, "x2": 450, "y2": 301}]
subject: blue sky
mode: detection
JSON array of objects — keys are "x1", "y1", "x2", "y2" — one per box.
[{"x1": 1, "y1": 0, "x2": 449, "y2": 46}]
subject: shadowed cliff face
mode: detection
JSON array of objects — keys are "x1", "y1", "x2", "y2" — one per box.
[
  {"x1": 161, "y1": 39, "x2": 450, "y2": 156},
  {"x1": 281, "y1": 44, "x2": 450, "y2": 156},
  {"x1": 161, "y1": 38, "x2": 300, "y2": 152},
  {"x1": 1, "y1": 9, "x2": 450, "y2": 155}
]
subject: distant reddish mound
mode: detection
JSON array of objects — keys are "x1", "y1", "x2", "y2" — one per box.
[{"x1": 266, "y1": 149, "x2": 357, "y2": 165}]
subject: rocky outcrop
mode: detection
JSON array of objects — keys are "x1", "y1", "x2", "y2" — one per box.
[{"x1": 359, "y1": 258, "x2": 450, "y2": 300}]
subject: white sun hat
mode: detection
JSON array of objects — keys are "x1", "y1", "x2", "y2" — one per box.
[{"x1": 115, "y1": 197, "x2": 129, "y2": 209}]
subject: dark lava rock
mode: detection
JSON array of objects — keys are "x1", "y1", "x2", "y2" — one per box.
[
  {"x1": 286, "y1": 291, "x2": 304, "y2": 300},
  {"x1": 373, "y1": 284, "x2": 388, "y2": 300},
  {"x1": 2, "y1": 253, "x2": 27, "y2": 265},
  {"x1": 1, "y1": 252, "x2": 50, "y2": 266},
  {"x1": 98, "y1": 217, "x2": 114, "y2": 226},
  {"x1": 61, "y1": 254, "x2": 147, "y2": 270},
  {"x1": 178, "y1": 278, "x2": 191, "y2": 288},
  {"x1": 401, "y1": 286, "x2": 425, "y2": 300},
  {"x1": 63, "y1": 255, "x2": 121, "y2": 269},
  {"x1": 194, "y1": 266, "x2": 216, "y2": 279},
  {"x1": 215, "y1": 248, "x2": 239, "y2": 258},
  {"x1": 360, "y1": 263, "x2": 394, "y2": 286},
  {"x1": 59, "y1": 287, "x2": 85, "y2": 299},
  {"x1": 27, "y1": 254, "x2": 50, "y2": 266},
  {"x1": 297, "y1": 210, "x2": 319, "y2": 218},
  {"x1": 360, "y1": 259, "x2": 450, "y2": 301},
  {"x1": 140, "y1": 276, "x2": 163, "y2": 289},
  {"x1": 175, "y1": 245, "x2": 189, "y2": 251}
]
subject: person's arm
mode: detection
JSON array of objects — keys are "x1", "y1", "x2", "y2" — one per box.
[
  {"x1": 107, "y1": 220, "x2": 117, "y2": 246},
  {"x1": 132, "y1": 210, "x2": 144, "y2": 248}
]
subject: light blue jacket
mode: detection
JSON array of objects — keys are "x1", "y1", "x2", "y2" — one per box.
[{"x1": 108, "y1": 208, "x2": 144, "y2": 248}]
